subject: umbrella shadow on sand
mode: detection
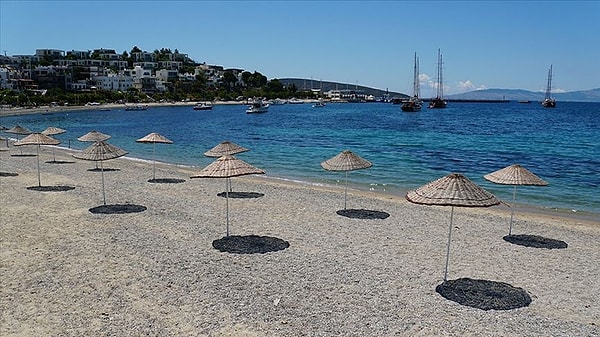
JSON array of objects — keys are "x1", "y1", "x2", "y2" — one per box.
[
  {"x1": 484, "y1": 164, "x2": 567, "y2": 249},
  {"x1": 321, "y1": 150, "x2": 388, "y2": 219},
  {"x1": 192, "y1": 155, "x2": 288, "y2": 254},
  {"x1": 407, "y1": 173, "x2": 532, "y2": 311}
]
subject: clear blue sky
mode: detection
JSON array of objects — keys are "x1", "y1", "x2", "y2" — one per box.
[{"x1": 1, "y1": 1, "x2": 598, "y2": 96}]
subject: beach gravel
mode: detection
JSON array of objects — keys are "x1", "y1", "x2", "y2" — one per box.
[{"x1": 0, "y1": 145, "x2": 598, "y2": 336}]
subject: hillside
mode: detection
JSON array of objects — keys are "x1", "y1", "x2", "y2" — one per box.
[
  {"x1": 447, "y1": 88, "x2": 600, "y2": 102},
  {"x1": 277, "y1": 78, "x2": 408, "y2": 99}
]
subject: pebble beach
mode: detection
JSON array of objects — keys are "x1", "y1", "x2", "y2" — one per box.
[{"x1": 1, "y1": 144, "x2": 598, "y2": 336}]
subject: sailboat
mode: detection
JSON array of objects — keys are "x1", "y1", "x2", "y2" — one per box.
[
  {"x1": 401, "y1": 52, "x2": 422, "y2": 112},
  {"x1": 542, "y1": 64, "x2": 556, "y2": 108},
  {"x1": 429, "y1": 49, "x2": 447, "y2": 109}
]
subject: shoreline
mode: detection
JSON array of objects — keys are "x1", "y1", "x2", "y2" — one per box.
[
  {"x1": 3, "y1": 141, "x2": 600, "y2": 225},
  {"x1": 1, "y1": 145, "x2": 598, "y2": 335}
]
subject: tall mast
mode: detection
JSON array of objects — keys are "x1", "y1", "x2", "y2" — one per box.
[
  {"x1": 545, "y1": 64, "x2": 553, "y2": 99},
  {"x1": 437, "y1": 49, "x2": 444, "y2": 99}
]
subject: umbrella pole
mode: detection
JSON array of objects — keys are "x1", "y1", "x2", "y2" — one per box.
[
  {"x1": 225, "y1": 179, "x2": 230, "y2": 236},
  {"x1": 509, "y1": 186, "x2": 517, "y2": 235},
  {"x1": 443, "y1": 206, "x2": 455, "y2": 281},
  {"x1": 101, "y1": 160, "x2": 106, "y2": 205},
  {"x1": 152, "y1": 142, "x2": 156, "y2": 180},
  {"x1": 344, "y1": 171, "x2": 348, "y2": 210},
  {"x1": 52, "y1": 147, "x2": 57, "y2": 162},
  {"x1": 36, "y1": 144, "x2": 41, "y2": 187}
]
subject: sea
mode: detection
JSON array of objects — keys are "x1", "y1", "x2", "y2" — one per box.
[{"x1": 2, "y1": 101, "x2": 599, "y2": 219}]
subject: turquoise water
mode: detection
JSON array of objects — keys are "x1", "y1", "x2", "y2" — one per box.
[{"x1": 2, "y1": 101, "x2": 599, "y2": 216}]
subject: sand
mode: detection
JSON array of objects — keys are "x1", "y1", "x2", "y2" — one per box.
[{"x1": 0, "y1": 144, "x2": 598, "y2": 336}]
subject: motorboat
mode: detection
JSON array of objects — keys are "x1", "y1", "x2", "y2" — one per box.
[
  {"x1": 125, "y1": 104, "x2": 148, "y2": 111},
  {"x1": 312, "y1": 99, "x2": 326, "y2": 108},
  {"x1": 246, "y1": 99, "x2": 269, "y2": 113},
  {"x1": 193, "y1": 102, "x2": 213, "y2": 110}
]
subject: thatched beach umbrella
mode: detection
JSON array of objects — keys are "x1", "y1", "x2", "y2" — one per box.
[
  {"x1": 406, "y1": 173, "x2": 501, "y2": 281},
  {"x1": 42, "y1": 126, "x2": 66, "y2": 162},
  {"x1": 73, "y1": 141, "x2": 128, "y2": 205},
  {"x1": 205, "y1": 141, "x2": 250, "y2": 192},
  {"x1": 77, "y1": 130, "x2": 111, "y2": 142},
  {"x1": 78, "y1": 131, "x2": 111, "y2": 169},
  {"x1": 6, "y1": 125, "x2": 32, "y2": 155},
  {"x1": 136, "y1": 132, "x2": 173, "y2": 181},
  {"x1": 191, "y1": 155, "x2": 264, "y2": 236},
  {"x1": 204, "y1": 141, "x2": 249, "y2": 157},
  {"x1": 14, "y1": 133, "x2": 60, "y2": 187},
  {"x1": 321, "y1": 150, "x2": 372, "y2": 210},
  {"x1": 484, "y1": 164, "x2": 548, "y2": 235}
]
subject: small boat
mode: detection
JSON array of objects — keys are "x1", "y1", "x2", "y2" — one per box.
[
  {"x1": 312, "y1": 99, "x2": 326, "y2": 108},
  {"x1": 246, "y1": 99, "x2": 269, "y2": 114},
  {"x1": 125, "y1": 104, "x2": 147, "y2": 111},
  {"x1": 193, "y1": 102, "x2": 213, "y2": 110},
  {"x1": 288, "y1": 98, "x2": 304, "y2": 104},
  {"x1": 270, "y1": 98, "x2": 287, "y2": 105},
  {"x1": 429, "y1": 49, "x2": 447, "y2": 109},
  {"x1": 518, "y1": 100, "x2": 531, "y2": 104},
  {"x1": 542, "y1": 65, "x2": 556, "y2": 108},
  {"x1": 401, "y1": 52, "x2": 422, "y2": 112}
]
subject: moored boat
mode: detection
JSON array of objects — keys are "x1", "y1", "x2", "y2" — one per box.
[
  {"x1": 429, "y1": 49, "x2": 447, "y2": 109},
  {"x1": 193, "y1": 102, "x2": 213, "y2": 110},
  {"x1": 246, "y1": 99, "x2": 269, "y2": 113},
  {"x1": 542, "y1": 65, "x2": 556, "y2": 108},
  {"x1": 401, "y1": 52, "x2": 422, "y2": 112},
  {"x1": 125, "y1": 104, "x2": 148, "y2": 111},
  {"x1": 312, "y1": 99, "x2": 326, "y2": 108}
]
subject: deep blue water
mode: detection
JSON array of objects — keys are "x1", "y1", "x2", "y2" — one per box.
[{"x1": 2, "y1": 101, "x2": 599, "y2": 216}]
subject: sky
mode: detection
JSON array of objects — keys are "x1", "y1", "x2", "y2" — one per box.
[{"x1": 1, "y1": 1, "x2": 599, "y2": 96}]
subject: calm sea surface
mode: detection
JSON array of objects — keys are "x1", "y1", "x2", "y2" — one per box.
[{"x1": 2, "y1": 101, "x2": 599, "y2": 217}]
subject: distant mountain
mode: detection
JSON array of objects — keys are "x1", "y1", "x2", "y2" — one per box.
[
  {"x1": 447, "y1": 88, "x2": 600, "y2": 102},
  {"x1": 277, "y1": 78, "x2": 408, "y2": 99}
]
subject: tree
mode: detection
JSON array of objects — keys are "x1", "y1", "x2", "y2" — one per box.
[{"x1": 222, "y1": 70, "x2": 238, "y2": 89}]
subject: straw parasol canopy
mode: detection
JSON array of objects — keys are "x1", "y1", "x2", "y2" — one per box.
[
  {"x1": 73, "y1": 141, "x2": 128, "y2": 205},
  {"x1": 6, "y1": 125, "x2": 32, "y2": 136},
  {"x1": 204, "y1": 141, "x2": 249, "y2": 158},
  {"x1": 42, "y1": 126, "x2": 66, "y2": 136},
  {"x1": 406, "y1": 173, "x2": 500, "y2": 281},
  {"x1": 77, "y1": 130, "x2": 111, "y2": 142},
  {"x1": 484, "y1": 164, "x2": 548, "y2": 235},
  {"x1": 321, "y1": 150, "x2": 372, "y2": 210},
  {"x1": 41, "y1": 127, "x2": 66, "y2": 162},
  {"x1": 191, "y1": 155, "x2": 265, "y2": 236},
  {"x1": 136, "y1": 132, "x2": 173, "y2": 180},
  {"x1": 321, "y1": 150, "x2": 372, "y2": 171},
  {"x1": 6, "y1": 125, "x2": 33, "y2": 155},
  {"x1": 406, "y1": 173, "x2": 501, "y2": 207},
  {"x1": 14, "y1": 133, "x2": 60, "y2": 187},
  {"x1": 484, "y1": 164, "x2": 548, "y2": 186}
]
